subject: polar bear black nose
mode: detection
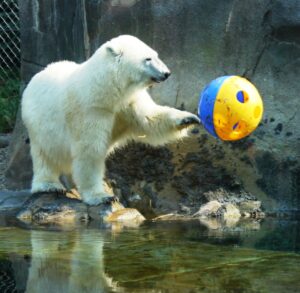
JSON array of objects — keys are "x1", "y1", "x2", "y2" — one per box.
[{"x1": 164, "y1": 72, "x2": 171, "y2": 79}]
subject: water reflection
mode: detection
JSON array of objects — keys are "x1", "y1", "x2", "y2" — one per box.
[
  {"x1": 26, "y1": 230, "x2": 115, "y2": 293},
  {"x1": 0, "y1": 219, "x2": 299, "y2": 292}
]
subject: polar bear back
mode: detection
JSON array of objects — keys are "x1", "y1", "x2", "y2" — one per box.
[
  {"x1": 23, "y1": 61, "x2": 78, "y2": 110},
  {"x1": 22, "y1": 61, "x2": 79, "y2": 167}
]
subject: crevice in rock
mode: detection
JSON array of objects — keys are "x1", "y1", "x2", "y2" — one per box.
[
  {"x1": 248, "y1": 38, "x2": 269, "y2": 78},
  {"x1": 21, "y1": 58, "x2": 45, "y2": 68}
]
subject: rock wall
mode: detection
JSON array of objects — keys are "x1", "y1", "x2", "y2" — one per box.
[{"x1": 6, "y1": 0, "x2": 300, "y2": 212}]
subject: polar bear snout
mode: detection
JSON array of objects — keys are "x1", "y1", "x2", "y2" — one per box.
[
  {"x1": 162, "y1": 71, "x2": 171, "y2": 80},
  {"x1": 151, "y1": 71, "x2": 171, "y2": 83},
  {"x1": 146, "y1": 56, "x2": 171, "y2": 83}
]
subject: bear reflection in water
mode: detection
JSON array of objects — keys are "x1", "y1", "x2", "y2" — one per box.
[{"x1": 25, "y1": 229, "x2": 115, "y2": 293}]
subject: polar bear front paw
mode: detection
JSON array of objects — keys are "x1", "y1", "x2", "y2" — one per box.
[
  {"x1": 176, "y1": 114, "x2": 200, "y2": 130},
  {"x1": 82, "y1": 192, "x2": 119, "y2": 206}
]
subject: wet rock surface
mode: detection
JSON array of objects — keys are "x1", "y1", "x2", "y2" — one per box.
[
  {"x1": 0, "y1": 191, "x2": 145, "y2": 227},
  {"x1": 0, "y1": 135, "x2": 10, "y2": 148},
  {"x1": 0, "y1": 188, "x2": 263, "y2": 228},
  {"x1": 194, "y1": 201, "x2": 222, "y2": 218},
  {"x1": 16, "y1": 192, "x2": 89, "y2": 224},
  {"x1": 0, "y1": 190, "x2": 31, "y2": 211}
]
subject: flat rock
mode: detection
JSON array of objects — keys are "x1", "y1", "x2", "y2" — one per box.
[
  {"x1": 17, "y1": 192, "x2": 89, "y2": 224},
  {"x1": 0, "y1": 135, "x2": 10, "y2": 148},
  {"x1": 0, "y1": 190, "x2": 31, "y2": 210},
  {"x1": 153, "y1": 213, "x2": 194, "y2": 221},
  {"x1": 88, "y1": 201, "x2": 145, "y2": 230},
  {"x1": 194, "y1": 200, "x2": 222, "y2": 218},
  {"x1": 105, "y1": 207, "x2": 145, "y2": 223},
  {"x1": 223, "y1": 203, "x2": 241, "y2": 227},
  {"x1": 13, "y1": 192, "x2": 145, "y2": 226},
  {"x1": 223, "y1": 203, "x2": 241, "y2": 218},
  {"x1": 239, "y1": 200, "x2": 262, "y2": 213}
]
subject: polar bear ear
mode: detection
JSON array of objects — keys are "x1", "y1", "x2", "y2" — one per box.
[{"x1": 106, "y1": 41, "x2": 122, "y2": 57}]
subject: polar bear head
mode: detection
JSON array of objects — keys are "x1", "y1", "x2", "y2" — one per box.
[{"x1": 105, "y1": 35, "x2": 171, "y2": 88}]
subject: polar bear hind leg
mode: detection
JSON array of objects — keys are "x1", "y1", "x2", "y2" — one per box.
[{"x1": 30, "y1": 143, "x2": 65, "y2": 194}]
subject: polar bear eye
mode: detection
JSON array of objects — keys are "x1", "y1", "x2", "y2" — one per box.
[{"x1": 145, "y1": 58, "x2": 152, "y2": 62}]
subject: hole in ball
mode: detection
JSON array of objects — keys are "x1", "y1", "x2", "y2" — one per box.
[
  {"x1": 236, "y1": 91, "x2": 249, "y2": 103},
  {"x1": 254, "y1": 106, "x2": 261, "y2": 119},
  {"x1": 232, "y1": 122, "x2": 239, "y2": 130}
]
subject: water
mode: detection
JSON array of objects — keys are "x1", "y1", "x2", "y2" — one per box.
[{"x1": 0, "y1": 219, "x2": 299, "y2": 293}]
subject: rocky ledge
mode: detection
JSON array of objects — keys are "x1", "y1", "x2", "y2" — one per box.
[
  {"x1": 0, "y1": 189, "x2": 266, "y2": 230},
  {"x1": 0, "y1": 190, "x2": 145, "y2": 228}
]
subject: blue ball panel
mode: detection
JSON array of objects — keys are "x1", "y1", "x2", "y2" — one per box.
[{"x1": 198, "y1": 76, "x2": 231, "y2": 138}]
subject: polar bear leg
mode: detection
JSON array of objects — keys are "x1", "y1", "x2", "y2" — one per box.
[
  {"x1": 120, "y1": 92, "x2": 200, "y2": 146},
  {"x1": 72, "y1": 154, "x2": 110, "y2": 205},
  {"x1": 70, "y1": 114, "x2": 114, "y2": 205},
  {"x1": 30, "y1": 144, "x2": 65, "y2": 193}
]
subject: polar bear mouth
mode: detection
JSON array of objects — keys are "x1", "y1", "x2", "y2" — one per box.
[
  {"x1": 151, "y1": 72, "x2": 171, "y2": 83},
  {"x1": 151, "y1": 77, "x2": 162, "y2": 83}
]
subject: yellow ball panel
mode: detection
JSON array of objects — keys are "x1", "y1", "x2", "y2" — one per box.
[{"x1": 213, "y1": 76, "x2": 263, "y2": 141}]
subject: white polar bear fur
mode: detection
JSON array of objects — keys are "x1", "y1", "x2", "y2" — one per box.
[{"x1": 22, "y1": 35, "x2": 199, "y2": 205}]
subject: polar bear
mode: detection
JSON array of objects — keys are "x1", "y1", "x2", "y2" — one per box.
[{"x1": 22, "y1": 35, "x2": 200, "y2": 205}]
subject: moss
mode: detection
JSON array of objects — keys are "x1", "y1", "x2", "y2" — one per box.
[{"x1": 0, "y1": 72, "x2": 20, "y2": 132}]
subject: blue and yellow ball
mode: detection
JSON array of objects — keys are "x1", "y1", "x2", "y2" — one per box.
[{"x1": 198, "y1": 76, "x2": 263, "y2": 141}]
